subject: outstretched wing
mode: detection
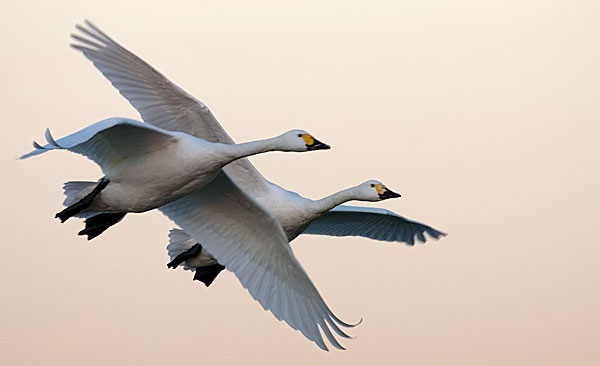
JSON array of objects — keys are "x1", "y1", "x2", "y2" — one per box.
[
  {"x1": 160, "y1": 172, "x2": 359, "y2": 351},
  {"x1": 20, "y1": 117, "x2": 177, "y2": 173},
  {"x1": 70, "y1": 20, "x2": 269, "y2": 194},
  {"x1": 303, "y1": 205, "x2": 446, "y2": 245}
]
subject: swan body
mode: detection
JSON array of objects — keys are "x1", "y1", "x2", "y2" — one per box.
[
  {"x1": 69, "y1": 21, "x2": 446, "y2": 350},
  {"x1": 21, "y1": 117, "x2": 328, "y2": 216},
  {"x1": 24, "y1": 116, "x2": 348, "y2": 350}
]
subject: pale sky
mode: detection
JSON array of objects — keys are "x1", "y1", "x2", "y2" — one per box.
[{"x1": 1, "y1": 1, "x2": 599, "y2": 365}]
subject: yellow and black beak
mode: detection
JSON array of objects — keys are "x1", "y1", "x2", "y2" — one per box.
[
  {"x1": 374, "y1": 183, "x2": 401, "y2": 200},
  {"x1": 302, "y1": 134, "x2": 331, "y2": 151},
  {"x1": 379, "y1": 189, "x2": 401, "y2": 200}
]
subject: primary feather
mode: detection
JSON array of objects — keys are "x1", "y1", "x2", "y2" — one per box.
[{"x1": 304, "y1": 206, "x2": 447, "y2": 245}]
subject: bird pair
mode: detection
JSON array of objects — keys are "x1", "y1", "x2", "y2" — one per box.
[{"x1": 21, "y1": 21, "x2": 445, "y2": 351}]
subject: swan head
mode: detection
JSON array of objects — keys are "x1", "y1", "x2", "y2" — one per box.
[
  {"x1": 278, "y1": 130, "x2": 330, "y2": 152},
  {"x1": 357, "y1": 180, "x2": 401, "y2": 201}
]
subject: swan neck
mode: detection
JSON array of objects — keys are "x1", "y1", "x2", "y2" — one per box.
[
  {"x1": 314, "y1": 187, "x2": 357, "y2": 213},
  {"x1": 221, "y1": 137, "x2": 280, "y2": 164}
]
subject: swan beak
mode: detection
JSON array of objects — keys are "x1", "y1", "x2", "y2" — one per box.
[
  {"x1": 306, "y1": 138, "x2": 331, "y2": 151},
  {"x1": 379, "y1": 189, "x2": 401, "y2": 200}
]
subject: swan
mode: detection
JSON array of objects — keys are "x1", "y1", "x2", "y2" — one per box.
[
  {"x1": 69, "y1": 21, "x2": 446, "y2": 350},
  {"x1": 20, "y1": 117, "x2": 330, "y2": 239},
  {"x1": 166, "y1": 180, "x2": 446, "y2": 287},
  {"x1": 23, "y1": 121, "x2": 353, "y2": 350},
  {"x1": 70, "y1": 21, "x2": 446, "y2": 247}
]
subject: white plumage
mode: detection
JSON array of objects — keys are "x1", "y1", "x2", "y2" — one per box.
[
  {"x1": 69, "y1": 21, "x2": 446, "y2": 350},
  {"x1": 160, "y1": 172, "x2": 358, "y2": 350},
  {"x1": 21, "y1": 117, "x2": 326, "y2": 214}
]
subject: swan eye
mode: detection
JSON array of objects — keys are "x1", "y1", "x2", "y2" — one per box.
[
  {"x1": 297, "y1": 134, "x2": 302, "y2": 137},
  {"x1": 370, "y1": 184, "x2": 375, "y2": 187}
]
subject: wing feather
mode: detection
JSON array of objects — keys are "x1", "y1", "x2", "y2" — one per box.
[
  {"x1": 159, "y1": 172, "x2": 357, "y2": 350},
  {"x1": 20, "y1": 117, "x2": 177, "y2": 173},
  {"x1": 71, "y1": 20, "x2": 269, "y2": 195},
  {"x1": 303, "y1": 205, "x2": 446, "y2": 245}
]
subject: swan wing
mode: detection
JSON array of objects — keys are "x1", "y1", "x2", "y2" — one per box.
[
  {"x1": 20, "y1": 117, "x2": 177, "y2": 173},
  {"x1": 303, "y1": 205, "x2": 446, "y2": 245},
  {"x1": 159, "y1": 172, "x2": 357, "y2": 351},
  {"x1": 70, "y1": 21, "x2": 269, "y2": 194}
]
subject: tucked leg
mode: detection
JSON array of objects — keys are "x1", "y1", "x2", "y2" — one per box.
[
  {"x1": 167, "y1": 243, "x2": 203, "y2": 269},
  {"x1": 193, "y1": 264, "x2": 226, "y2": 287},
  {"x1": 78, "y1": 212, "x2": 126, "y2": 240},
  {"x1": 55, "y1": 177, "x2": 109, "y2": 223}
]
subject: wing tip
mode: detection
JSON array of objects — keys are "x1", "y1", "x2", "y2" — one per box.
[
  {"x1": 83, "y1": 18, "x2": 96, "y2": 28},
  {"x1": 336, "y1": 315, "x2": 363, "y2": 328},
  {"x1": 19, "y1": 147, "x2": 43, "y2": 160},
  {"x1": 429, "y1": 228, "x2": 448, "y2": 240},
  {"x1": 315, "y1": 339, "x2": 330, "y2": 352},
  {"x1": 45, "y1": 128, "x2": 61, "y2": 148},
  {"x1": 20, "y1": 134, "x2": 54, "y2": 160}
]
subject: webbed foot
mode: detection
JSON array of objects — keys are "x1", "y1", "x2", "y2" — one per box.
[
  {"x1": 78, "y1": 212, "x2": 126, "y2": 240},
  {"x1": 193, "y1": 264, "x2": 226, "y2": 287}
]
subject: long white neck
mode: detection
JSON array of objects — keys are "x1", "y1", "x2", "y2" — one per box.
[
  {"x1": 218, "y1": 137, "x2": 285, "y2": 166},
  {"x1": 312, "y1": 186, "x2": 359, "y2": 214}
]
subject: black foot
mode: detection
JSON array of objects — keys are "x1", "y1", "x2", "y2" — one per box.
[
  {"x1": 78, "y1": 212, "x2": 126, "y2": 240},
  {"x1": 193, "y1": 264, "x2": 226, "y2": 287},
  {"x1": 167, "y1": 243, "x2": 203, "y2": 269},
  {"x1": 56, "y1": 177, "x2": 109, "y2": 222}
]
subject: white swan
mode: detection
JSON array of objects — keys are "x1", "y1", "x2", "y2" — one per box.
[
  {"x1": 21, "y1": 117, "x2": 330, "y2": 239},
  {"x1": 71, "y1": 21, "x2": 445, "y2": 244},
  {"x1": 158, "y1": 172, "x2": 361, "y2": 351},
  {"x1": 166, "y1": 180, "x2": 445, "y2": 286},
  {"x1": 23, "y1": 122, "x2": 352, "y2": 351},
  {"x1": 69, "y1": 21, "x2": 446, "y2": 350}
]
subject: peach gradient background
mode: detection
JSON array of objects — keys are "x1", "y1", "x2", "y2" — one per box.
[{"x1": 1, "y1": 1, "x2": 599, "y2": 365}]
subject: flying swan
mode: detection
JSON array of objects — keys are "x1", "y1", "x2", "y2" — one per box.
[
  {"x1": 21, "y1": 118, "x2": 329, "y2": 239},
  {"x1": 69, "y1": 21, "x2": 447, "y2": 350},
  {"x1": 22, "y1": 121, "x2": 352, "y2": 350}
]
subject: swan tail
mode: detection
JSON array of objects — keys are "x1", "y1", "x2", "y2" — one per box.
[
  {"x1": 167, "y1": 229, "x2": 200, "y2": 271},
  {"x1": 63, "y1": 181, "x2": 98, "y2": 207},
  {"x1": 167, "y1": 243, "x2": 202, "y2": 269},
  {"x1": 56, "y1": 178, "x2": 109, "y2": 222},
  {"x1": 166, "y1": 229, "x2": 226, "y2": 286}
]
